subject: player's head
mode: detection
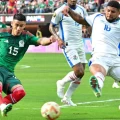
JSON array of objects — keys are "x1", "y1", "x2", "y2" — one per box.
[
  {"x1": 105, "y1": 0, "x2": 120, "y2": 23},
  {"x1": 11, "y1": 14, "x2": 26, "y2": 36},
  {"x1": 67, "y1": 0, "x2": 77, "y2": 8}
]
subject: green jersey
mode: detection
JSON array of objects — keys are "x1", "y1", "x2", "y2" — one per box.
[
  {"x1": 0, "y1": 28, "x2": 39, "y2": 72},
  {"x1": 0, "y1": 22, "x2": 7, "y2": 28}
]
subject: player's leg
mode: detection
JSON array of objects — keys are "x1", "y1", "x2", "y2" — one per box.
[
  {"x1": 56, "y1": 49, "x2": 78, "y2": 99},
  {"x1": 89, "y1": 56, "x2": 108, "y2": 97},
  {"x1": 56, "y1": 48, "x2": 85, "y2": 99},
  {"x1": 61, "y1": 63, "x2": 85, "y2": 106},
  {"x1": 108, "y1": 66, "x2": 120, "y2": 87},
  {"x1": 108, "y1": 57, "x2": 120, "y2": 88},
  {"x1": 3, "y1": 85, "x2": 26, "y2": 104},
  {"x1": 0, "y1": 82, "x2": 3, "y2": 105},
  {"x1": 1, "y1": 74, "x2": 26, "y2": 116},
  {"x1": 0, "y1": 67, "x2": 13, "y2": 117},
  {"x1": 112, "y1": 80, "x2": 120, "y2": 88},
  {"x1": 57, "y1": 70, "x2": 80, "y2": 99},
  {"x1": 59, "y1": 49, "x2": 85, "y2": 106},
  {"x1": 0, "y1": 83, "x2": 12, "y2": 117}
]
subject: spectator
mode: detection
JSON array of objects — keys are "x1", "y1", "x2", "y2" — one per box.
[
  {"x1": 88, "y1": 0, "x2": 98, "y2": 12},
  {"x1": 7, "y1": 0, "x2": 17, "y2": 14},
  {"x1": 35, "y1": 1, "x2": 46, "y2": 13},
  {"x1": 0, "y1": 0, "x2": 7, "y2": 14},
  {"x1": 48, "y1": 0, "x2": 54, "y2": 12},
  {"x1": 97, "y1": 0, "x2": 105, "y2": 12}
]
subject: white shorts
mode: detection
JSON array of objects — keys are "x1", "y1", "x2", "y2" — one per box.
[
  {"x1": 89, "y1": 54, "x2": 120, "y2": 81},
  {"x1": 62, "y1": 47, "x2": 87, "y2": 68}
]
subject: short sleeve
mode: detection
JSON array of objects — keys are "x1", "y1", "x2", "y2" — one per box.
[
  {"x1": 85, "y1": 13, "x2": 102, "y2": 26},
  {"x1": 50, "y1": 5, "x2": 64, "y2": 26}
]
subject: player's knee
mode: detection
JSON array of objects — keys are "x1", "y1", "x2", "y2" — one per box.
[
  {"x1": 75, "y1": 69, "x2": 84, "y2": 78},
  {"x1": 13, "y1": 86, "x2": 26, "y2": 100},
  {"x1": 17, "y1": 89, "x2": 26, "y2": 98}
]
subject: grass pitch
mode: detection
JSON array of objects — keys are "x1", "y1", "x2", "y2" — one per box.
[{"x1": 2, "y1": 53, "x2": 120, "y2": 120}]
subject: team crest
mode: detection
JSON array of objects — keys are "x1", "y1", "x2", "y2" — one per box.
[
  {"x1": 19, "y1": 40, "x2": 24, "y2": 47},
  {"x1": 52, "y1": 12, "x2": 56, "y2": 17},
  {"x1": 73, "y1": 55, "x2": 78, "y2": 60}
]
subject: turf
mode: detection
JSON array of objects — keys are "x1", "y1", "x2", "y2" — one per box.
[{"x1": 2, "y1": 53, "x2": 120, "y2": 120}]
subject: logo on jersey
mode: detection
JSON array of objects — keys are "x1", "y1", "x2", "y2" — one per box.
[
  {"x1": 73, "y1": 55, "x2": 78, "y2": 60},
  {"x1": 53, "y1": 12, "x2": 56, "y2": 17},
  {"x1": 4, "y1": 39, "x2": 9, "y2": 43},
  {"x1": 19, "y1": 40, "x2": 24, "y2": 47}
]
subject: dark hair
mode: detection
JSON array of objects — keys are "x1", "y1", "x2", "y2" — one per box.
[
  {"x1": 107, "y1": 0, "x2": 120, "y2": 10},
  {"x1": 13, "y1": 14, "x2": 26, "y2": 21}
]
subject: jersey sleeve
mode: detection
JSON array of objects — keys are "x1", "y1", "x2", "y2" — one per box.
[
  {"x1": 26, "y1": 31, "x2": 39, "y2": 46},
  {"x1": 50, "y1": 6, "x2": 63, "y2": 26},
  {"x1": 80, "y1": 6, "x2": 88, "y2": 18},
  {"x1": 85, "y1": 13, "x2": 102, "y2": 26}
]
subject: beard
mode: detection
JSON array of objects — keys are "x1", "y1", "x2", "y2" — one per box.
[
  {"x1": 69, "y1": 5, "x2": 76, "y2": 9},
  {"x1": 106, "y1": 17, "x2": 119, "y2": 23}
]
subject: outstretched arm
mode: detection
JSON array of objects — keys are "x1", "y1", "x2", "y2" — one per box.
[
  {"x1": 62, "y1": 6, "x2": 89, "y2": 26},
  {"x1": 37, "y1": 35, "x2": 56, "y2": 46},
  {"x1": 49, "y1": 23, "x2": 66, "y2": 49}
]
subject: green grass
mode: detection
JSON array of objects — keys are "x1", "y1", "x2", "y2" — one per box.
[{"x1": 2, "y1": 53, "x2": 120, "y2": 120}]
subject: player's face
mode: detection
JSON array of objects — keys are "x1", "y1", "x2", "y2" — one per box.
[
  {"x1": 67, "y1": 0, "x2": 77, "y2": 6},
  {"x1": 11, "y1": 20, "x2": 26, "y2": 36},
  {"x1": 105, "y1": 6, "x2": 120, "y2": 22}
]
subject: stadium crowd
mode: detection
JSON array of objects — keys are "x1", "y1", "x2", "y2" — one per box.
[
  {"x1": 1, "y1": 0, "x2": 119, "y2": 38},
  {"x1": 1, "y1": 0, "x2": 119, "y2": 14}
]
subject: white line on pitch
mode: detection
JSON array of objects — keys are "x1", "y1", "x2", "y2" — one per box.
[
  {"x1": 13, "y1": 98, "x2": 120, "y2": 110},
  {"x1": 59, "y1": 98, "x2": 120, "y2": 108},
  {"x1": 20, "y1": 65, "x2": 31, "y2": 69}
]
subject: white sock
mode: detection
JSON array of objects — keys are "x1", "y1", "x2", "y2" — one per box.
[
  {"x1": 94, "y1": 72, "x2": 105, "y2": 89},
  {"x1": 0, "y1": 104, "x2": 6, "y2": 111},
  {"x1": 60, "y1": 71, "x2": 77, "y2": 86},
  {"x1": 64, "y1": 78, "x2": 81, "y2": 98}
]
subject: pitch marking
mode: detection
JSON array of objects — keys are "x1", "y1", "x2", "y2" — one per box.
[
  {"x1": 59, "y1": 98, "x2": 120, "y2": 108},
  {"x1": 13, "y1": 98, "x2": 120, "y2": 110},
  {"x1": 20, "y1": 65, "x2": 31, "y2": 69}
]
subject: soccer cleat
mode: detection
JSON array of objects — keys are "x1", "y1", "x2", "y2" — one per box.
[
  {"x1": 1, "y1": 103, "x2": 12, "y2": 116},
  {"x1": 112, "y1": 82, "x2": 120, "y2": 88},
  {"x1": 89, "y1": 76, "x2": 101, "y2": 97},
  {"x1": 61, "y1": 96, "x2": 77, "y2": 106},
  {"x1": 56, "y1": 80, "x2": 65, "y2": 98}
]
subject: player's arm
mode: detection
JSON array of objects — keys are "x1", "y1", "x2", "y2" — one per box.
[
  {"x1": 62, "y1": 6, "x2": 89, "y2": 26},
  {"x1": 49, "y1": 23, "x2": 66, "y2": 49},
  {"x1": 49, "y1": 23, "x2": 64, "y2": 48},
  {"x1": 36, "y1": 35, "x2": 56, "y2": 46}
]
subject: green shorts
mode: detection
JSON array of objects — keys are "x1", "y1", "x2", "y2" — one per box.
[{"x1": 0, "y1": 66, "x2": 22, "y2": 94}]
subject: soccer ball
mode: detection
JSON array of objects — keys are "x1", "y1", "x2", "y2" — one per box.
[{"x1": 41, "y1": 102, "x2": 60, "y2": 120}]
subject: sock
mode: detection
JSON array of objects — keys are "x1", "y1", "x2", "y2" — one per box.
[
  {"x1": 64, "y1": 78, "x2": 81, "y2": 98},
  {"x1": 94, "y1": 72, "x2": 105, "y2": 89},
  {"x1": 0, "y1": 84, "x2": 3, "y2": 104},
  {"x1": 3, "y1": 86, "x2": 26, "y2": 104},
  {"x1": 60, "y1": 71, "x2": 78, "y2": 86}
]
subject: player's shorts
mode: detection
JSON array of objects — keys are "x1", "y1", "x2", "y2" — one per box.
[
  {"x1": 0, "y1": 66, "x2": 22, "y2": 94},
  {"x1": 62, "y1": 47, "x2": 87, "y2": 68},
  {"x1": 89, "y1": 54, "x2": 120, "y2": 81}
]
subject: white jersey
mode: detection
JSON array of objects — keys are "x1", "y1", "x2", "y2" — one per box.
[
  {"x1": 85, "y1": 13, "x2": 120, "y2": 56},
  {"x1": 50, "y1": 3, "x2": 88, "y2": 49}
]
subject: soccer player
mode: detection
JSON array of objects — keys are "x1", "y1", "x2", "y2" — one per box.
[
  {"x1": 62, "y1": 0, "x2": 120, "y2": 97},
  {"x1": 0, "y1": 13, "x2": 56, "y2": 116},
  {"x1": 49, "y1": 0, "x2": 88, "y2": 106}
]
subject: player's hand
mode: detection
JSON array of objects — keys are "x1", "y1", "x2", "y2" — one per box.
[
  {"x1": 57, "y1": 39, "x2": 67, "y2": 49},
  {"x1": 49, "y1": 35, "x2": 56, "y2": 43},
  {"x1": 62, "y1": 6, "x2": 70, "y2": 17}
]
